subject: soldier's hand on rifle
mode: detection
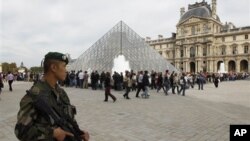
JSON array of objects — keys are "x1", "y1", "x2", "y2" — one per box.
[
  {"x1": 81, "y1": 130, "x2": 90, "y2": 141},
  {"x1": 53, "y1": 127, "x2": 74, "y2": 141}
]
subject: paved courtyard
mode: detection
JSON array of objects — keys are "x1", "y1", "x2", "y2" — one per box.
[{"x1": 0, "y1": 80, "x2": 250, "y2": 141}]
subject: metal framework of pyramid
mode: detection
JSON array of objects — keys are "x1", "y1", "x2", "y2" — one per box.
[{"x1": 69, "y1": 21, "x2": 178, "y2": 73}]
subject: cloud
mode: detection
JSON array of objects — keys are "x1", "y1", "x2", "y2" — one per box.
[{"x1": 1, "y1": 0, "x2": 249, "y2": 68}]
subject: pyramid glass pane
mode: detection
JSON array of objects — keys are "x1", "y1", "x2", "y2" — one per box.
[{"x1": 69, "y1": 21, "x2": 178, "y2": 73}]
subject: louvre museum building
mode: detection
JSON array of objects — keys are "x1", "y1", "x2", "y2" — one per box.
[{"x1": 146, "y1": 0, "x2": 250, "y2": 73}]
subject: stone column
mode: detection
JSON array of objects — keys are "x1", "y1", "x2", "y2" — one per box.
[
  {"x1": 184, "y1": 61, "x2": 188, "y2": 72},
  {"x1": 213, "y1": 60, "x2": 217, "y2": 72},
  {"x1": 207, "y1": 60, "x2": 210, "y2": 72},
  {"x1": 176, "y1": 48, "x2": 180, "y2": 58},
  {"x1": 176, "y1": 61, "x2": 180, "y2": 70},
  {"x1": 224, "y1": 59, "x2": 228, "y2": 73},
  {"x1": 248, "y1": 59, "x2": 250, "y2": 73},
  {"x1": 236, "y1": 59, "x2": 240, "y2": 73},
  {"x1": 196, "y1": 45, "x2": 199, "y2": 57},
  {"x1": 187, "y1": 61, "x2": 190, "y2": 72},
  {"x1": 183, "y1": 61, "x2": 186, "y2": 72},
  {"x1": 196, "y1": 60, "x2": 199, "y2": 72}
]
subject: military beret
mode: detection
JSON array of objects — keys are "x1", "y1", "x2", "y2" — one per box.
[{"x1": 44, "y1": 52, "x2": 68, "y2": 64}]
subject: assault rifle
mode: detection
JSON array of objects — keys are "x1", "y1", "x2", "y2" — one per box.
[{"x1": 28, "y1": 91, "x2": 84, "y2": 141}]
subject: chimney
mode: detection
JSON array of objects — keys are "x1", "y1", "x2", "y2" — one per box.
[
  {"x1": 158, "y1": 35, "x2": 163, "y2": 39},
  {"x1": 180, "y1": 7, "x2": 185, "y2": 17},
  {"x1": 146, "y1": 37, "x2": 151, "y2": 41},
  {"x1": 172, "y1": 33, "x2": 176, "y2": 38},
  {"x1": 212, "y1": 0, "x2": 217, "y2": 19}
]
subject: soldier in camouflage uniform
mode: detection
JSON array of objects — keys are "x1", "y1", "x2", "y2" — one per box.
[{"x1": 15, "y1": 52, "x2": 89, "y2": 141}]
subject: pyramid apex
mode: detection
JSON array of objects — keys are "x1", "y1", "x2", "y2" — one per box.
[{"x1": 118, "y1": 20, "x2": 126, "y2": 25}]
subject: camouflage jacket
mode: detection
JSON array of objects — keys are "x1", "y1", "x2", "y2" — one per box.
[{"x1": 15, "y1": 80, "x2": 78, "y2": 141}]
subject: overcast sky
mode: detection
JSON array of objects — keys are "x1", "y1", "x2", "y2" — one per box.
[{"x1": 1, "y1": 0, "x2": 250, "y2": 68}]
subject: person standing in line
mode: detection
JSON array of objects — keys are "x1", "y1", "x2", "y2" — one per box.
[
  {"x1": 75, "y1": 71, "x2": 80, "y2": 88},
  {"x1": 150, "y1": 70, "x2": 156, "y2": 90},
  {"x1": 104, "y1": 72, "x2": 117, "y2": 102},
  {"x1": 64, "y1": 71, "x2": 70, "y2": 87},
  {"x1": 94, "y1": 71, "x2": 100, "y2": 90},
  {"x1": 131, "y1": 73, "x2": 137, "y2": 91},
  {"x1": 78, "y1": 70, "x2": 84, "y2": 88},
  {"x1": 69, "y1": 71, "x2": 75, "y2": 87},
  {"x1": 7, "y1": 71, "x2": 14, "y2": 91},
  {"x1": 100, "y1": 71, "x2": 106, "y2": 89},
  {"x1": 0, "y1": 73, "x2": 3, "y2": 100},
  {"x1": 90, "y1": 71, "x2": 95, "y2": 90},
  {"x1": 83, "y1": 71, "x2": 89, "y2": 89}
]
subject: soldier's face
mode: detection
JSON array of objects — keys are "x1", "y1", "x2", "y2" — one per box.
[{"x1": 54, "y1": 62, "x2": 67, "y2": 81}]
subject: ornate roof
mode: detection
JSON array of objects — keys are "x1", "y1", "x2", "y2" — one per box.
[
  {"x1": 180, "y1": 6, "x2": 211, "y2": 22},
  {"x1": 179, "y1": 1, "x2": 220, "y2": 23}
]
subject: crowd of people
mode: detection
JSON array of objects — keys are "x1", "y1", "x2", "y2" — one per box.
[
  {"x1": 54, "y1": 69, "x2": 249, "y2": 101},
  {"x1": 0, "y1": 69, "x2": 249, "y2": 101}
]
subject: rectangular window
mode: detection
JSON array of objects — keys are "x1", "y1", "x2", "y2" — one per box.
[
  {"x1": 203, "y1": 24, "x2": 208, "y2": 33},
  {"x1": 232, "y1": 46, "x2": 237, "y2": 54},
  {"x1": 233, "y1": 36, "x2": 236, "y2": 41},
  {"x1": 192, "y1": 26, "x2": 195, "y2": 35},
  {"x1": 221, "y1": 47, "x2": 226, "y2": 55},
  {"x1": 222, "y1": 37, "x2": 225, "y2": 42},
  {"x1": 245, "y1": 34, "x2": 248, "y2": 39},
  {"x1": 244, "y1": 45, "x2": 249, "y2": 53},
  {"x1": 190, "y1": 47, "x2": 195, "y2": 57},
  {"x1": 203, "y1": 47, "x2": 207, "y2": 56},
  {"x1": 180, "y1": 50, "x2": 184, "y2": 57}
]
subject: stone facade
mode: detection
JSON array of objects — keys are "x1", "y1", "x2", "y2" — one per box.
[{"x1": 146, "y1": 0, "x2": 250, "y2": 73}]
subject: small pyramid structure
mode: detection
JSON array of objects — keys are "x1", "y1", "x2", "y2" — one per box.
[{"x1": 70, "y1": 21, "x2": 178, "y2": 72}]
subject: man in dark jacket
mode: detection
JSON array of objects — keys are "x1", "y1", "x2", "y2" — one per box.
[
  {"x1": 15, "y1": 52, "x2": 89, "y2": 141},
  {"x1": 141, "y1": 71, "x2": 150, "y2": 98}
]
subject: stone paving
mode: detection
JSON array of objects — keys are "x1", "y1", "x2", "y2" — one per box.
[{"x1": 0, "y1": 80, "x2": 250, "y2": 141}]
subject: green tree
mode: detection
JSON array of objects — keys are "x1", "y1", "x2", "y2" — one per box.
[
  {"x1": 30, "y1": 66, "x2": 43, "y2": 73},
  {"x1": 1, "y1": 62, "x2": 18, "y2": 73}
]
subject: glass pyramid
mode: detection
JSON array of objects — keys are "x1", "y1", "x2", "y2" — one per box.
[{"x1": 69, "y1": 21, "x2": 178, "y2": 73}]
